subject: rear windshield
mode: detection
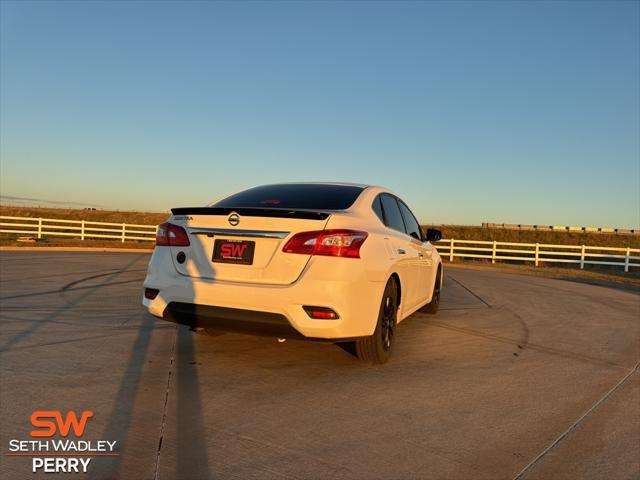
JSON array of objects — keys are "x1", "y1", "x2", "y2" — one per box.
[{"x1": 213, "y1": 184, "x2": 365, "y2": 210}]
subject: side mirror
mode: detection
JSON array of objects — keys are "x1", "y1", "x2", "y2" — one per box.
[{"x1": 424, "y1": 228, "x2": 442, "y2": 242}]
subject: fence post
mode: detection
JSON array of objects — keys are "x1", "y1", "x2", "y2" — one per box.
[
  {"x1": 492, "y1": 241, "x2": 497, "y2": 264},
  {"x1": 534, "y1": 243, "x2": 539, "y2": 267},
  {"x1": 121, "y1": 223, "x2": 126, "y2": 243},
  {"x1": 625, "y1": 247, "x2": 630, "y2": 272},
  {"x1": 81, "y1": 220, "x2": 85, "y2": 241},
  {"x1": 580, "y1": 245, "x2": 585, "y2": 269},
  {"x1": 449, "y1": 239, "x2": 454, "y2": 262},
  {"x1": 37, "y1": 218, "x2": 43, "y2": 239}
]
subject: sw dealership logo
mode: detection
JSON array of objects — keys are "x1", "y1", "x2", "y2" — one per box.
[
  {"x1": 6, "y1": 410, "x2": 118, "y2": 473},
  {"x1": 220, "y1": 242, "x2": 247, "y2": 257}
]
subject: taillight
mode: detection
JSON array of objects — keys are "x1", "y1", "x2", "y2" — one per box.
[
  {"x1": 282, "y1": 229, "x2": 368, "y2": 258},
  {"x1": 145, "y1": 288, "x2": 159, "y2": 300},
  {"x1": 156, "y1": 222, "x2": 190, "y2": 247},
  {"x1": 303, "y1": 306, "x2": 340, "y2": 319}
]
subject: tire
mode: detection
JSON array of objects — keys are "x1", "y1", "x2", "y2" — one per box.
[
  {"x1": 355, "y1": 278, "x2": 399, "y2": 364},
  {"x1": 422, "y1": 267, "x2": 442, "y2": 314}
]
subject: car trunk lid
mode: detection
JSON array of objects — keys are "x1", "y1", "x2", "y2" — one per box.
[{"x1": 169, "y1": 208, "x2": 331, "y2": 285}]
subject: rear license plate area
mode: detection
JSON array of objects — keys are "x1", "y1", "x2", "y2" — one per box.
[{"x1": 212, "y1": 239, "x2": 255, "y2": 265}]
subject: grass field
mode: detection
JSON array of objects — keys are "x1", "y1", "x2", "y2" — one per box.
[
  {"x1": 0, "y1": 205, "x2": 169, "y2": 225},
  {"x1": 434, "y1": 224, "x2": 640, "y2": 248},
  {"x1": 1, "y1": 205, "x2": 639, "y2": 249}
]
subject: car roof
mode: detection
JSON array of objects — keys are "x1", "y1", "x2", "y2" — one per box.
[{"x1": 260, "y1": 181, "x2": 371, "y2": 188}]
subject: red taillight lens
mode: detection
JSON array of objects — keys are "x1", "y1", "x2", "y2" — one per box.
[
  {"x1": 282, "y1": 229, "x2": 368, "y2": 258},
  {"x1": 156, "y1": 222, "x2": 190, "y2": 247},
  {"x1": 144, "y1": 288, "x2": 159, "y2": 300},
  {"x1": 281, "y1": 230, "x2": 319, "y2": 255},
  {"x1": 303, "y1": 306, "x2": 339, "y2": 319}
]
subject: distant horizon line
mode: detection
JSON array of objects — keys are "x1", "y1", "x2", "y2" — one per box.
[
  {"x1": 1, "y1": 197, "x2": 637, "y2": 230},
  {"x1": 0, "y1": 195, "x2": 106, "y2": 209}
]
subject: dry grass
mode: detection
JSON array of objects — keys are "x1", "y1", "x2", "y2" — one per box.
[
  {"x1": 429, "y1": 224, "x2": 640, "y2": 249},
  {"x1": 0, "y1": 236, "x2": 153, "y2": 249},
  {"x1": 0, "y1": 205, "x2": 169, "y2": 225}
]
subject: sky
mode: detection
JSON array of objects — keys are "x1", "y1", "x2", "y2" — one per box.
[{"x1": 1, "y1": 0, "x2": 638, "y2": 227}]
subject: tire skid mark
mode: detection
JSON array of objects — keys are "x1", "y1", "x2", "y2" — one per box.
[
  {"x1": 504, "y1": 307, "x2": 530, "y2": 354},
  {"x1": 445, "y1": 273, "x2": 529, "y2": 355},
  {"x1": 0, "y1": 322, "x2": 172, "y2": 337},
  {"x1": 0, "y1": 331, "x2": 139, "y2": 352},
  {"x1": 0, "y1": 254, "x2": 146, "y2": 351},
  {"x1": 0, "y1": 267, "x2": 137, "y2": 284},
  {"x1": 61, "y1": 268, "x2": 147, "y2": 291},
  {"x1": 429, "y1": 320, "x2": 629, "y2": 370},
  {"x1": 0, "y1": 278, "x2": 142, "y2": 301},
  {"x1": 446, "y1": 275, "x2": 492, "y2": 307},
  {"x1": 0, "y1": 265, "x2": 145, "y2": 301},
  {"x1": 0, "y1": 254, "x2": 84, "y2": 262}
]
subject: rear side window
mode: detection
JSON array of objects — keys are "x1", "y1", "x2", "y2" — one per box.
[
  {"x1": 213, "y1": 184, "x2": 365, "y2": 210},
  {"x1": 398, "y1": 201, "x2": 422, "y2": 240},
  {"x1": 372, "y1": 196, "x2": 385, "y2": 224},
  {"x1": 380, "y1": 194, "x2": 406, "y2": 233}
]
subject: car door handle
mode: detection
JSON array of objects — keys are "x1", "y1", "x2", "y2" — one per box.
[
  {"x1": 417, "y1": 252, "x2": 424, "y2": 257},
  {"x1": 397, "y1": 249, "x2": 406, "y2": 255}
]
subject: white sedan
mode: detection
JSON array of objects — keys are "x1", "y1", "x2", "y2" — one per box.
[{"x1": 143, "y1": 183, "x2": 443, "y2": 363}]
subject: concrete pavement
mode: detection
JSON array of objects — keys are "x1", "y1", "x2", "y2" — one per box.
[{"x1": 0, "y1": 252, "x2": 638, "y2": 479}]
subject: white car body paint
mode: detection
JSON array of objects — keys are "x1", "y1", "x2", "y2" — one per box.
[{"x1": 143, "y1": 184, "x2": 442, "y2": 340}]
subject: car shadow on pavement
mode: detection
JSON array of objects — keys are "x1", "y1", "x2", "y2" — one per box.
[
  {"x1": 0, "y1": 254, "x2": 146, "y2": 352},
  {"x1": 174, "y1": 325, "x2": 212, "y2": 479},
  {"x1": 98, "y1": 312, "x2": 156, "y2": 478}
]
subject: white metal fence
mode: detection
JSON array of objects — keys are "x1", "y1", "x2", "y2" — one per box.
[
  {"x1": 1, "y1": 216, "x2": 638, "y2": 272},
  {"x1": 433, "y1": 238, "x2": 639, "y2": 272},
  {"x1": 0, "y1": 216, "x2": 157, "y2": 242},
  {"x1": 480, "y1": 222, "x2": 638, "y2": 235}
]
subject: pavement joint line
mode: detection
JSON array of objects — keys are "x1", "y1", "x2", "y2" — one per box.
[
  {"x1": 447, "y1": 275, "x2": 492, "y2": 307},
  {"x1": 512, "y1": 360, "x2": 640, "y2": 480},
  {"x1": 154, "y1": 324, "x2": 178, "y2": 480}
]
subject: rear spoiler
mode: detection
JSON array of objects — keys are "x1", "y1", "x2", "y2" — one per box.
[{"x1": 170, "y1": 207, "x2": 331, "y2": 221}]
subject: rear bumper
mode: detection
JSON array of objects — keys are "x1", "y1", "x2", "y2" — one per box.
[
  {"x1": 142, "y1": 248, "x2": 385, "y2": 339},
  {"x1": 164, "y1": 302, "x2": 302, "y2": 338},
  {"x1": 163, "y1": 302, "x2": 361, "y2": 342}
]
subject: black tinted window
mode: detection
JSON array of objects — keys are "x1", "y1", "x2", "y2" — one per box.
[
  {"x1": 372, "y1": 196, "x2": 385, "y2": 224},
  {"x1": 398, "y1": 201, "x2": 422, "y2": 240},
  {"x1": 380, "y1": 195, "x2": 406, "y2": 233},
  {"x1": 213, "y1": 184, "x2": 365, "y2": 210}
]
